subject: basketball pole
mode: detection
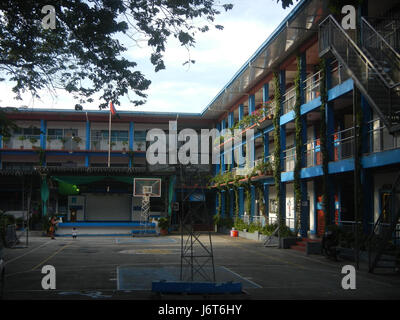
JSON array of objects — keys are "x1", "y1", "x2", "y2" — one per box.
[{"x1": 108, "y1": 110, "x2": 112, "y2": 168}]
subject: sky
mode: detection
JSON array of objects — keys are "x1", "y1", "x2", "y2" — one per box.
[{"x1": 0, "y1": 0, "x2": 292, "y2": 114}]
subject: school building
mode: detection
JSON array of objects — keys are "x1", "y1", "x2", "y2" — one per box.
[{"x1": 0, "y1": 0, "x2": 399, "y2": 257}]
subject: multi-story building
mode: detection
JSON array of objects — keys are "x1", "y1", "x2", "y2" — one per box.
[{"x1": 1, "y1": 0, "x2": 399, "y2": 260}]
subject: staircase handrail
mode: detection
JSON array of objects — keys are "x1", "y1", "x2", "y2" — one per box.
[
  {"x1": 361, "y1": 17, "x2": 400, "y2": 60},
  {"x1": 361, "y1": 17, "x2": 400, "y2": 85},
  {"x1": 319, "y1": 15, "x2": 394, "y2": 89}
]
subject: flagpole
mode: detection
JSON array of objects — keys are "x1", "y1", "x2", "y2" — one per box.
[{"x1": 108, "y1": 109, "x2": 112, "y2": 168}]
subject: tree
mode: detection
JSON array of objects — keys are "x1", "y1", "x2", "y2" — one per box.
[
  {"x1": 0, "y1": 0, "x2": 233, "y2": 110},
  {"x1": 275, "y1": 0, "x2": 364, "y2": 12}
]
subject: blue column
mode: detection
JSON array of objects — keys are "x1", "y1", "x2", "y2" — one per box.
[
  {"x1": 221, "y1": 120, "x2": 226, "y2": 172},
  {"x1": 221, "y1": 118, "x2": 226, "y2": 131},
  {"x1": 300, "y1": 181, "x2": 308, "y2": 237},
  {"x1": 85, "y1": 120, "x2": 90, "y2": 167},
  {"x1": 221, "y1": 190, "x2": 226, "y2": 218},
  {"x1": 230, "y1": 189, "x2": 234, "y2": 218},
  {"x1": 361, "y1": 96, "x2": 372, "y2": 232},
  {"x1": 361, "y1": 169, "x2": 373, "y2": 233},
  {"x1": 249, "y1": 94, "x2": 256, "y2": 116},
  {"x1": 228, "y1": 112, "x2": 234, "y2": 128},
  {"x1": 264, "y1": 131, "x2": 269, "y2": 161},
  {"x1": 263, "y1": 184, "x2": 269, "y2": 218},
  {"x1": 40, "y1": 120, "x2": 47, "y2": 149},
  {"x1": 228, "y1": 112, "x2": 234, "y2": 171},
  {"x1": 239, "y1": 187, "x2": 244, "y2": 217},
  {"x1": 238, "y1": 104, "x2": 244, "y2": 122},
  {"x1": 215, "y1": 123, "x2": 221, "y2": 174},
  {"x1": 263, "y1": 83, "x2": 269, "y2": 103},
  {"x1": 238, "y1": 104, "x2": 244, "y2": 168},
  {"x1": 279, "y1": 69, "x2": 286, "y2": 223},
  {"x1": 215, "y1": 192, "x2": 219, "y2": 216},
  {"x1": 129, "y1": 122, "x2": 134, "y2": 168},
  {"x1": 251, "y1": 185, "x2": 255, "y2": 217}
]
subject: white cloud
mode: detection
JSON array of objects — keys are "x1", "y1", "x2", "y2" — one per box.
[{"x1": 0, "y1": 0, "x2": 290, "y2": 114}]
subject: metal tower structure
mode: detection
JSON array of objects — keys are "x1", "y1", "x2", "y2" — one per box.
[{"x1": 177, "y1": 164, "x2": 216, "y2": 283}]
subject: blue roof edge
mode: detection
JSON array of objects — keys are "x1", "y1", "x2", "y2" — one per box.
[{"x1": 199, "y1": 0, "x2": 309, "y2": 116}]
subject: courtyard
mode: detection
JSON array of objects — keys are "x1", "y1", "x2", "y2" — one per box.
[{"x1": 2, "y1": 233, "x2": 400, "y2": 300}]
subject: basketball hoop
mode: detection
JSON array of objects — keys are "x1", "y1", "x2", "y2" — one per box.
[{"x1": 133, "y1": 178, "x2": 162, "y2": 235}]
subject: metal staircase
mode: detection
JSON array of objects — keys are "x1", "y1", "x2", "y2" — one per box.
[
  {"x1": 319, "y1": 15, "x2": 400, "y2": 134},
  {"x1": 367, "y1": 172, "x2": 400, "y2": 273}
]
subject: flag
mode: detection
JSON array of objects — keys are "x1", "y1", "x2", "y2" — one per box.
[{"x1": 110, "y1": 101, "x2": 117, "y2": 116}]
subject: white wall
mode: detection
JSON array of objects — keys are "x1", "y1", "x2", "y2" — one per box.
[
  {"x1": 268, "y1": 185, "x2": 277, "y2": 223},
  {"x1": 307, "y1": 181, "x2": 315, "y2": 234},
  {"x1": 285, "y1": 183, "x2": 295, "y2": 229}
]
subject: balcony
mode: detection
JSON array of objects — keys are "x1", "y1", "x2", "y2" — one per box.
[
  {"x1": 332, "y1": 127, "x2": 355, "y2": 161},
  {"x1": 283, "y1": 146, "x2": 295, "y2": 172},
  {"x1": 330, "y1": 60, "x2": 350, "y2": 88},
  {"x1": 303, "y1": 139, "x2": 321, "y2": 167},
  {"x1": 47, "y1": 135, "x2": 86, "y2": 151},
  {"x1": 365, "y1": 119, "x2": 400, "y2": 154},
  {"x1": 2, "y1": 135, "x2": 41, "y2": 150},
  {"x1": 282, "y1": 87, "x2": 297, "y2": 114},
  {"x1": 91, "y1": 138, "x2": 130, "y2": 152},
  {"x1": 304, "y1": 71, "x2": 321, "y2": 103}
]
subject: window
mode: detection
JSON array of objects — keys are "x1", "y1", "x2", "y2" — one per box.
[
  {"x1": 92, "y1": 130, "x2": 128, "y2": 142},
  {"x1": 14, "y1": 127, "x2": 41, "y2": 137}
]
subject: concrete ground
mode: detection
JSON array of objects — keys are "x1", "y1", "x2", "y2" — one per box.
[{"x1": 2, "y1": 233, "x2": 400, "y2": 300}]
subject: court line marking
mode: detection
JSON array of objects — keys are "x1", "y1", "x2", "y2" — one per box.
[
  {"x1": 220, "y1": 266, "x2": 263, "y2": 288},
  {"x1": 4, "y1": 240, "x2": 53, "y2": 266},
  {"x1": 31, "y1": 243, "x2": 73, "y2": 271}
]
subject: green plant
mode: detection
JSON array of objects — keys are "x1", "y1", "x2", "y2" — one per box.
[
  {"x1": 73, "y1": 136, "x2": 82, "y2": 144},
  {"x1": 2, "y1": 135, "x2": 10, "y2": 143},
  {"x1": 18, "y1": 135, "x2": 26, "y2": 141},
  {"x1": 319, "y1": 58, "x2": 330, "y2": 230},
  {"x1": 60, "y1": 137, "x2": 67, "y2": 144},
  {"x1": 158, "y1": 217, "x2": 169, "y2": 230},
  {"x1": 255, "y1": 160, "x2": 273, "y2": 175},
  {"x1": 273, "y1": 72, "x2": 283, "y2": 226},
  {"x1": 294, "y1": 55, "x2": 303, "y2": 234},
  {"x1": 233, "y1": 218, "x2": 248, "y2": 231},
  {"x1": 29, "y1": 137, "x2": 38, "y2": 144}
]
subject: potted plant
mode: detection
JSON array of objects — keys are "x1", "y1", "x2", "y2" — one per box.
[
  {"x1": 60, "y1": 137, "x2": 67, "y2": 149},
  {"x1": 46, "y1": 136, "x2": 53, "y2": 148},
  {"x1": 122, "y1": 140, "x2": 128, "y2": 152},
  {"x1": 110, "y1": 141, "x2": 116, "y2": 150},
  {"x1": 18, "y1": 135, "x2": 26, "y2": 149},
  {"x1": 158, "y1": 217, "x2": 169, "y2": 236},
  {"x1": 30, "y1": 139, "x2": 39, "y2": 150},
  {"x1": 73, "y1": 136, "x2": 82, "y2": 150},
  {"x1": 2, "y1": 136, "x2": 10, "y2": 148},
  {"x1": 137, "y1": 141, "x2": 143, "y2": 151},
  {"x1": 92, "y1": 140, "x2": 99, "y2": 150}
]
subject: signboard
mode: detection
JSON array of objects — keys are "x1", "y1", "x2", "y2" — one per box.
[{"x1": 188, "y1": 193, "x2": 205, "y2": 202}]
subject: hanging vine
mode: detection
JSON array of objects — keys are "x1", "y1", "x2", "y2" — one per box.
[
  {"x1": 233, "y1": 176, "x2": 240, "y2": 219},
  {"x1": 272, "y1": 72, "x2": 283, "y2": 226},
  {"x1": 294, "y1": 56, "x2": 303, "y2": 235},
  {"x1": 319, "y1": 58, "x2": 330, "y2": 229}
]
